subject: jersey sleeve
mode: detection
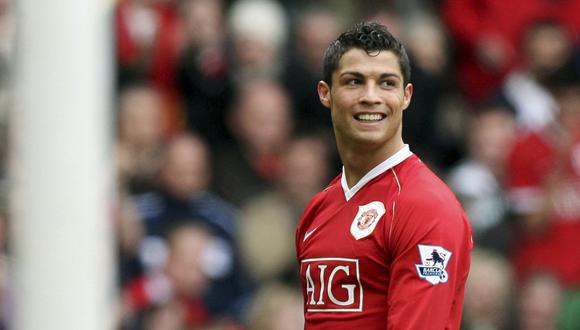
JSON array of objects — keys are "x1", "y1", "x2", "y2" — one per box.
[{"x1": 386, "y1": 191, "x2": 472, "y2": 329}]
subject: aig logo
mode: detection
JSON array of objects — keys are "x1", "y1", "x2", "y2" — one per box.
[{"x1": 300, "y1": 258, "x2": 363, "y2": 312}]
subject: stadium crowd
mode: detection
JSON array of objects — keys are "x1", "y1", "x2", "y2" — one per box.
[{"x1": 1, "y1": 0, "x2": 580, "y2": 329}]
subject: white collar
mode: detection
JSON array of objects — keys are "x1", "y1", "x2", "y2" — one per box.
[{"x1": 341, "y1": 144, "x2": 413, "y2": 201}]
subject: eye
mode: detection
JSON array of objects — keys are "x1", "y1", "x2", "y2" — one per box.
[
  {"x1": 346, "y1": 79, "x2": 361, "y2": 86},
  {"x1": 381, "y1": 80, "x2": 396, "y2": 88}
]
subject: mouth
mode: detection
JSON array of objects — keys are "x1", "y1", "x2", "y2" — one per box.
[{"x1": 354, "y1": 113, "x2": 386, "y2": 122}]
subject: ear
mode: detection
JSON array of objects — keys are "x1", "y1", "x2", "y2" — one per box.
[
  {"x1": 402, "y1": 83, "x2": 413, "y2": 110},
  {"x1": 317, "y1": 80, "x2": 331, "y2": 109}
]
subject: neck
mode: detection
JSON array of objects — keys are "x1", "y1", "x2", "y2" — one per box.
[{"x1": 339, "y1": 138, "x2": 404, "y2": 189}]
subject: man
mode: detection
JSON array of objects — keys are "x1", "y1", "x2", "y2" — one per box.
[
  {"x1": 295, "y1": 22, "x2": 472, "y2": 329},
  {"x1": 506, "y1": 61, "x2": 580, "y2": 328},
  {"x1": 134, "y1": 133, "x2": 251, "y2": 322}
]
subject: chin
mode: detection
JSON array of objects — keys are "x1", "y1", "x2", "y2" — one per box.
[{"x1": 351, "y1": 134, "x2": 387, "y2": 148}]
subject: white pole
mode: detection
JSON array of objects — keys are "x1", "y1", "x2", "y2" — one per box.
[{"x1": 11, "y1": 0, "x2": 115, "y2": 329}]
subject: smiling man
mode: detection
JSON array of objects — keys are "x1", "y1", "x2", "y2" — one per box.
[{"x1": 295, "y1": 22, "x2": 473, "y2": 329}]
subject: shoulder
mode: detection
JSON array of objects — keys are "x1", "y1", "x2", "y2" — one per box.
[
  {"x1": 393, "y1": 157, "x2": 467, "y2": 231},
  {"x1": 397, "y1": 158, "x2": 462, "y2": 214},
  {"x1": 389, "y1": 159, "x2": 472, "y2": 255}
]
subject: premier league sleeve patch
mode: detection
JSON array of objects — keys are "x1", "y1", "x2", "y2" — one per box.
[{"x1": 415, "y1": 244, "x2": 452, "y2": 285}]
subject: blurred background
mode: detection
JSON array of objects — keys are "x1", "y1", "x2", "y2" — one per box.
[{"x1": 1, "y1": 0, "x2": 580, "y2": 329}]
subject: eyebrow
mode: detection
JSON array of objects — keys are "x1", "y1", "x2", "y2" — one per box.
[{"x1": 339, "y1": 71, "x2": 401, "y2": 80}]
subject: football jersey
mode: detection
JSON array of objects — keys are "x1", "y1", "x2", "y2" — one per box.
[{"x1": 296, "y1": 145, "x2": 473, "y2": 329}]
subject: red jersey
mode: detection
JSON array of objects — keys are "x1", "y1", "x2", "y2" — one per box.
[
  {"x1": 296, "y1": 146, "x2": 473, "y2": 329},
  {"x1": 506, "y1": 130, "x2": 580, "y2": 286}
]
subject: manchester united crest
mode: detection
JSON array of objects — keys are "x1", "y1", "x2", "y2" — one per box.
[
  {"x1": 350, "y1": 201, "x2": 386, "y2": 240},
  {"x1": 357, "y1": 209, "x2": 379, "y2": 229}
]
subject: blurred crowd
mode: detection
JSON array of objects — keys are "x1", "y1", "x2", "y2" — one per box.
[{"x1": 0, "y1": 0, "x2": 580, "y2": 329}]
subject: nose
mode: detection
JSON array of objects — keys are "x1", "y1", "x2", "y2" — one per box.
[{"x1": 359, "y1": 81, "x2": 381, "y2": 105}]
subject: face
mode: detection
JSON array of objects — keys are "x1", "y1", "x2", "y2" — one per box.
[
  {"x1": 555, "y1": 86, "x2": 580, "y2": 133},
  {"x1": 518, "y1": 277, "x2": 562, "y2": 330},
  {"x1": 469, "y1": 109, "x2": 516, "y2": 172},
  {"x1": 318, "y1": 48, "x2": 412, "y2": 154},
  {"x1": 182, "y1": 0, "x2": 223, "y2": 46},
  {"x1": 161, "y1": 135, "x2": 209, "y2": 199},
  {"x1": 278, "y1": 138, "x2": 328, "y2": 204},
  {"x1": 464, "y1": 254, "x2": 511, "y2": 326},
  {"x1": 525, "y1": 26, "x2": 572, "y2": 76},
  {"x1": 119, "y1": 87, "x2": 163, "y2": 148},
  {"x1": 165, "y1": 227, "x2": 210, "y2": 296},
  {"x1": 297, "y1": 12, "x2": 342, "y2": 71},
  {"x1": 235, "y1": 82, "x2": 292, "y2": 154}
]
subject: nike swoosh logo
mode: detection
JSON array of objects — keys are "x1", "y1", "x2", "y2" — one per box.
[{"x1": 303, "y1": 226, "x2": 319, "y2": 242}]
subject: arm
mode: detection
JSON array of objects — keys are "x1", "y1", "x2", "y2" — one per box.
[{"x1": 386, "y1": 192, "x2": 472, "y2": 329}]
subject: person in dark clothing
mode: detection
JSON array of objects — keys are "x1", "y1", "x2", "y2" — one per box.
[{"x1": 133, "y1": 133, "x2": 252, "y2": 321}]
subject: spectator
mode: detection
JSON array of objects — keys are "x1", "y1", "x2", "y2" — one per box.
[
  {"x1": 227, "y1": 0, "x2": 288, "y2": 84},
  {"x1": 516, "y1": 273, "x2": 563, "y2": 330},
  {"x1": 213, "y1": 79, "x2": 293, "y2": 207},
  {"x1": 246, "y1": 283, "x2": 303, "y2": 330},
  {"x1": 115, "y1": 194, "x2": 146, "y2": 286},
  {"x1": 114, "y1": 0, "x2": 182, "y2": 92},
  {"x1": 400, "y1": 13, "x2": 457, "y2": 167},
  {"x1": 463, "y1": 248, "x2": 513, "y2": 330},
  {"x1": 115, "y1": 82, "x2": 165, "y2": 195},
  {"x1": 176, "y1": 0, "x2": 233, "y2": 145},
  {"x1": 283, "y1": 5, "x2": 343, "y2": 131},
  {"x1": 440, "y1": 0, "x2": 580, "y2": 102},
  {"x1": 501, "y1": 20, "x2": 575, "y2": 132},
  {"x1": 505, "y1": 61, "x2": 580, "y2": 329},
  {"x1": 134, "y1": 133, "x2": 251, "y2": 321},
  {"x1": 141, "y1": 301, "x2": 188, "y2": 330},
  {"x1": 505, "y1": 61, "x2": 580, "y2": 289},
  {"x1": 114, "y1": 0, "x2": 185, "y2": 134},
  {"x1": 238, "y1": 135, "x2": 330, "y2": 284},
  {"x1": 362, "y1": 6, "x2": 401, "y2": 40},
  {"x1": 121, "y1": 223, "x2": 241, "y2": 329},
  {"x1": 448, "y1": 105, "x2": 516, "y2": 243}
]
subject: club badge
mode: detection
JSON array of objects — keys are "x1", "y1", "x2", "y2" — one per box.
[
  {"x1": 415, "y1": 244, "x2": 452, "y2": 285},
  {"x1": 350, "y1": 201, "x2": 386, "y2": 240}
]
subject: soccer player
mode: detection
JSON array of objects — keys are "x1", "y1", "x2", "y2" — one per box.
[{"x1": 295, "y1": 22, "x2": 473, "y2": 329}]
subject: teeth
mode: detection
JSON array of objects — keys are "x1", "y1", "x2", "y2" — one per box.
[{"x1": 356, "y1": 113, "x2": 383, "y2": 121}]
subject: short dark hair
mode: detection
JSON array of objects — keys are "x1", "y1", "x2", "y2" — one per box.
[{"x1": 322, "y1": 21, "x2": 411, "y2": 86}]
